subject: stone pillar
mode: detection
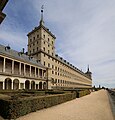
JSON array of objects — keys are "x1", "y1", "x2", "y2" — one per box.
[
  {"x1": 41, "y1": 70, "x2": 42, "y2": 78},
  {"x1": 38, "y1": 68, "x2": 39, "y2": 77},
  {"x1": 19, "y1": 62, "x2": 21, "y2": 75},
  {"x1": 24, "y1": 64, "x2": 26, "y2": 76},
  {"x1": 29, "y1": 82, "x2": 31, "y2": 89},
  {"x1": 12, "y1": 60, "x2": 14, "y2": 74},
  {"x1": 35, "y1": 67, "x2": 36, "y2": 77},
  {"x1": 11, "y1": 81, "x2": 13, "y2": 90},
  {"x1": 35, "y1": 83, "x2": 36, "y2": 90},
  {"x1": 30, "y1": 66, "x2": 31, "y2": 77},
  {"x1": 24, "y1": 83, "x2": 25, "y2": 89},
  {"x1": 42, "y1": 82, "x2": 44, "y2": 89},
  {"x1": 3, "y1": 58, "x2": 6, "y2": 72},
  {"x1": 3, "y1": 81, "x2": 5, "y2": 90}
]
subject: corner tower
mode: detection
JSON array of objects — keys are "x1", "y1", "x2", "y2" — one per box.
[
  {"x1": 85, "y1": 65, "x2": 92, "y2": 79},
  {"x1": 27, "y1": 6, "x2": 56, "y2": 67}
]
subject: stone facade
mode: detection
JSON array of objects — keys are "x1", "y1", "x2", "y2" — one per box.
[
  {"x1": 0, "y1": 7, "x2": 92, "y2": 90},
  {"x1": 27, "y1": 9, "x2": 92, "y2": 90},
  {"x1": 0, "y1": 45, "x2": 47, "y2": 90}
]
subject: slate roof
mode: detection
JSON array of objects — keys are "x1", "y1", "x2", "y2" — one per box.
[
  {"x1": 0, "y1": 44, "x2": 46, "y2": 69},
  {"x1": 27, "y1": 24, "x2": 56, "y2": 39}
]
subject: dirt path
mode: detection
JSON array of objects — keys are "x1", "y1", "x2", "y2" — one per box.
[{"x1": 17, "y1": 90, "x2": 114, "y2": 120}]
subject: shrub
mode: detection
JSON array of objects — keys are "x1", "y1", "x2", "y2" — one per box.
[{"x1": 0, "y1": 92, "x2": 76, "y2": 119}]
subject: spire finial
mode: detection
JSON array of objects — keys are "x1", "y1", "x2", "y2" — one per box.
[
  {"x1": 40, "y1": 5, "x2": 44, "y2": 25},
  {"x1": 88, "y1": 64, "x2": 89, "y2": 72}
]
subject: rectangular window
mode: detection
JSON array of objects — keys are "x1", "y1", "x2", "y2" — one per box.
[
  {"x1": 52, "y1": 65, "x2": 54, "y2": 69},
  {"x1": 37, "y1": 35, "x2": 39, "y2": 38},
  {"x1": 55, "y1": 66, "x2": 57, "y2": 70},
  {"x1": 48, "y1": 38, "x2": 49, "y2": 42},
  {"x1": 44, "y1": 61, "x2": 45, "y2": 66},
  {"x1": 52, "y1": 71, "x2": 54, "y2": 74},
  {"x1": 43, "y1": 35, "x2": 45, "y2": 38},
  {"x1": 43, "y1": 47, "x2": 45, "y2": 51},
  {"x1": 48, "y1": 63, "x2": 50, "y2": 67}
]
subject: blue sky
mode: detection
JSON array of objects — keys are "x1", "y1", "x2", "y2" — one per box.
[{"x1": 0, "y1": 0, "x2": 115, "y2": 88}]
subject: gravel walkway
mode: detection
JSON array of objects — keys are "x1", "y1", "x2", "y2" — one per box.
[{"x1": 17, "y1": 90, "x2": 114, "y2": 120}]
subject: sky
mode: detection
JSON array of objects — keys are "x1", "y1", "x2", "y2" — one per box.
[{"x1": 0, "y1": 0, "x2": 115, "y2": 88}]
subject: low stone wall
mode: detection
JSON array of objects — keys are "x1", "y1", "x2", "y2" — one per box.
[{"x1": 0, "y1": 92, "x2": 76, "y2": 119}]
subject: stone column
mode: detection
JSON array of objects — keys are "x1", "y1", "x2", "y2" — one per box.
[
  {"x1": 38, "y1": 68, "x2": 39, "y2": 77},
  {"x1": 12, "y1": 60, "x2": 14, "y2": 74},
  {"x1": 35, "y1": 83, "x2": 36, "y2": 90},
  {"x1": 19, "y1": 62, "x2": 21, "y2": 75},
  {"x1": 24, "y1": 64, "x2": 26, "y2": 76},
  {"x1": 11, "y1": 81, "x2": 13, "y2": 90},
  {"x1": 29, "y1": 82, "x2": 31, "y2": 89},
  {"x1": 35, "y1": 67, "x2": 36, "y2": 77},
  {"x1": 41, "y1": 70, "x2": 42, "y2": 78},
  {"x1": 3, "y1": 58, "x2": 6, "y2": 72},
  {"x1": 24, "y1": 83, "x2": 25, "y2": 89},
  {"x1": 3, "y1": 81, "x2": 5, "y2": 90},
  {"x1": 30, "y1": 66, "x2": 31, "y2": 77}
]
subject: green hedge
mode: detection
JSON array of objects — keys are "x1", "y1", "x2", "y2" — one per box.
[
  {"x1": 77, "y1": 90, "x2": 90, "y2": 98},
  {"x1": 0, "y1": 90, "x2": 45, "y2": 97},
  {"x1": 0, "y1": 92, "x2": 76, "y2": 119}
]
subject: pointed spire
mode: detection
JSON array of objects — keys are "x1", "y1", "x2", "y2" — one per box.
[
  {"x1": 40, "y1": 5, "x2": 44, "y2": 25},
  {"x1": 87, "y1": 64, "x2": 90, "y2": 72}
]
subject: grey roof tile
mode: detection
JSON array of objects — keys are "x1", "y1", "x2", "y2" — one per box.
[{"x1": 0, "y1": 44, "x2": 45, "y2": 69}]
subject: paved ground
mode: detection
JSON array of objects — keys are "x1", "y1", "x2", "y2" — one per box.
[{"x1": 17, "y1": 90, "x2": 114, "y2": 120}]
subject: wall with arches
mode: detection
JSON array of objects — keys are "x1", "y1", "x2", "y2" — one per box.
[{"x1": 0, "y1": 75, "x2": 47, "y2": 90}]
